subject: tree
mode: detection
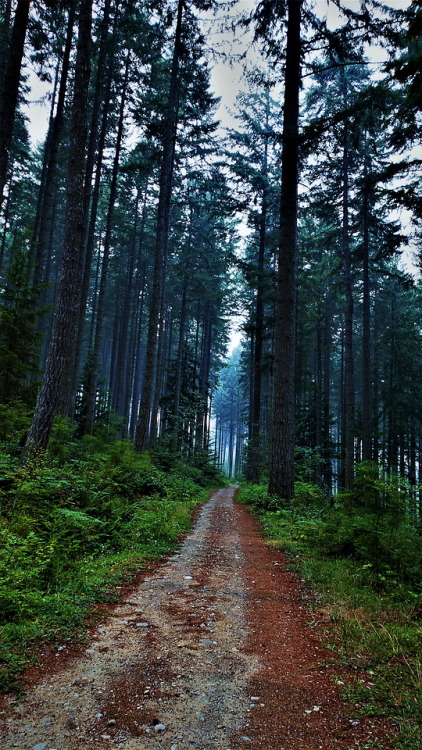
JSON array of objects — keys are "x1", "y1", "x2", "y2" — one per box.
[
  {"x1": 226, "y1": 82, "x2": 280, "y2": 483},
  {"x1": 268, "y1": 0, "x2": 302, "y2": 500},
  {"x1": 134, "y1": 0, "x2": 185, "y2": 451},
  {"x1": 0, "y1": 0, "x2": 30, "y2": 207},
  {"x1": 135, "y1": 0, "x2": 220, "y2": 451},
  {"x1": 0, "y1": 248, "x2": 41, "y2": 404},
  {"x1": 23, "y1": 0, "x2": 93, "y2": 457}
]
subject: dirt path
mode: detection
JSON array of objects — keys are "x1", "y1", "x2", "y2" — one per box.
[{"x1": 0, "y1": 487, "x2": 392, "y2": 750}]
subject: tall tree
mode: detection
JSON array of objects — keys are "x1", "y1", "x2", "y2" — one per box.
[
  {"x1": 83, "y1": 51, "x2": 130, "y2": 435},
  {"x1": 227, "y1": 83, "x2": 280, "y2": 483},
  {"x1": 23, "y1": 0, "x2": 93, "y2": 457},
  {"x1": 134, "y1": 0, "x2": 184, "y2": 451},
  {"x1": 0, "y1": 0, "x2": 30, "y2": 208},
  {"x1": 268, "y1": 0, "x2": 302, "y2": 500}
]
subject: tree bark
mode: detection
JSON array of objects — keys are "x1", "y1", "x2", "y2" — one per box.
[
  {"x1": 268, "y1": 0, "x2": 301, "y2": 500},
  {"x1": 341, "y1": 78, "x2": 355, "y2": 490},
  {"x1": 113, "y1": 194, "x2": 139, "y2": 423},
  {"x1": 83, "y1": 52, "x2": 129, "y2": 435},
  {"x1": 0, "y1": 0, "x2": 12, "y2": 99},
  {"x1": 0, "y1": 0, "x2": 30, "y2": 208},
  {"x1": 72, "y1": 0, "x2": 115, "y2": 376},
  {"x1": 134, "y1": 0, "x2": 183, "y2": 451},
  {"x1": 246, "y1": 115, "x2": 269, "y2": 483},
  {"x1": 129, "y1": 263, "x2": 147, "y2": 438},
  {"x1": 196, "y1": 300, "x2": 212, "y2": 452},
  {"x1": 361, "y1": 154, "x2": 372, "y2": 462},
  {"x1": 31, "y1": 3, "x2": 76, "y2": 291},
  {"x1": 173, "y1": 277, "x2": 188, "y2": 446},
  {"x1": 23, "y1": 0, "x2": 93, "y2": 458}
]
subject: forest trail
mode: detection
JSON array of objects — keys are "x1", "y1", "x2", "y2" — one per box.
[{"x1": 0, "y1": 487, "x2": 391, "y2": 750}]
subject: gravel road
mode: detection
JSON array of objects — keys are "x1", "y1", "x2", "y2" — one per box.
[{"x1": 0, "y1": 486, "x2": 393, "y2": 750}]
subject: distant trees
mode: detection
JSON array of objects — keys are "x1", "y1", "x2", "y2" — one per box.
[
  {"x1": 213, "y1": 348, "x2": 246, "y2": 477},
  {"x1": 226, "y1": 83, "x2": 280, "y2": 483}
]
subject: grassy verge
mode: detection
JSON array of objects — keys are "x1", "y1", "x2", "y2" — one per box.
[
  {"x1": 0, "y1": 428, "x2": 222, "y2": 692},
  {"x1": 237, "y1": 482, "x2": 422, "y2": 750}
]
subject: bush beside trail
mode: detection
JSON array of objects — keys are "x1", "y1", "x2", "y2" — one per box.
[
  {"x1": 238, "y1": 469, "x2": 422, "y2": 750},
  {"x1": 0, "y1": 428, "x2": 225, "y2": 692}
]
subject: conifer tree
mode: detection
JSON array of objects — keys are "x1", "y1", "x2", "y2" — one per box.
[
  {"x1": 23, "y1": 0, "x2": 93, "y2": 458},
  {"x1": 0, "y1": 0, "x2": 30, "y2": 207}
]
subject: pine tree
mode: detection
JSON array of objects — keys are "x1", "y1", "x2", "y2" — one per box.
[{"x1": 23, "y1": 0, "x2": 93, "y2": 458}]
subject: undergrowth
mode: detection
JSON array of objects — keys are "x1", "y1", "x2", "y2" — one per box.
[
  {"x1": 0, "y1": 422, "x2": 224, "y2": 692},
  {"x1": 238, "y1": 471, "x2": 422, "y2": 750}
]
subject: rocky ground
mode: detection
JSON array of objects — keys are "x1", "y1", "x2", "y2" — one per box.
[{"x1": 0, "y1": 486, "x2": 393, "y2": 750}]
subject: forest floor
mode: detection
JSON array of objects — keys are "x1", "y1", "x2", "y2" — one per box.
[{"x1": 0, "y1": 486, "x2": 394, "y2": 750}]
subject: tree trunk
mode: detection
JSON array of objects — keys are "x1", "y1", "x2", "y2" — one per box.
[
  {"x1": 113, "y1": 192, "x2": 139, "y2": 422},
  {"x1": 30, "y1": 51, "x2": 61, "y2": 287},
  {"x1": 128, "y1": 193, "x2": 149, "y2": 437},
  {"x1": 23, "y1": 0, "x2": 93, "y2": 458},
  {"x1": 73, "y1": 0, "x2": 115, "y2": 363},
  {"x1": 0, "y1": 0, "x2": 30, "y2": 207},
  {"x1": 31, "y1": 3, "x2": 76, "y2": 291},
  {"x1": 173, "y1": 277, "x2": 188, "y2": 446},
  {"x1": 246, "y1": 121, "x2": 269, "y2": 483},
  {"x1": 323, "y1": 303, "x2": 332, "y2": 495},
  {"x1": 150, "y1": 305, "x2": 168, "y2": 445},
  {"x1": 134, "y1": 0, "x2": 183, "y2": 451},
  {"x1": 341, "y1": 105, "x2": 355, "y2": 491},
  {"x1": 0, "y1": 0, "x2": 12, "y2": 99},
  {"x1": 372, "y1": 294, "x2": 379, "y2": 463},
  {"x1": 129, "y1": 263, "x2": 147, "y2": 438},
  {"x1": 83, "y1": 52, "x2": 129, "y2": 435},
  {"x1": 268, "y1": 0, "x2": 301, "y2": 500},
  {"x1": 361, "y1": 155, "x2": 372, "y2": 463},
  {"x1": 64, "y1": 0, "x2": 118, "y2": 414},
  {"x1": 196, "y1": 301, "x2": 212, "y2": 451}
]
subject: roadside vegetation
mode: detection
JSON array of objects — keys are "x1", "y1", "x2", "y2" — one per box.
[
  {"x1": 0, "y1": 418, "x2": 224, "y2": 693},
  {"x1": 238, "y1": 467, "x2": 422, "y2": 750}
]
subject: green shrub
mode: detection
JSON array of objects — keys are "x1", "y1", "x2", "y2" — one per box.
[
  {"x1": 0, "y1": 401, "x2": 32, "y2": 444},
  {"x1": 313, "y1": 466, "x2": 422, "y2": 590},
  {"x1": 316, "y1": 510, "x2": 422, "y2": 589},
  {"x1": 238, "y1": 481, "x2": 326, "y2": 516},
  {"x1": 0, "y1": 526, "x2": 55, "y2": 621},
  {"x1": 237, "y1": 482, "x2": 275, "y2": 508},
  {"x1": 0, "y1": 436, "x2": 218, "y2": 691}
]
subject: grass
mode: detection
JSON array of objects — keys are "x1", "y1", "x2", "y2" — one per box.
[{"x1": 237, "y1": 483, "x2": 422, "y2": 750}]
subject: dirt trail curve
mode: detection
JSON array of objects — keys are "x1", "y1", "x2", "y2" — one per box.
[{"x1": 0, "y1": 486, "x2": 392, "y2": 750}]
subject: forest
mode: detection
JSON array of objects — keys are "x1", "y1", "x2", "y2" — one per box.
[{"x1": 0, "y1": 0, "x2": 421, "y2": 743}]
